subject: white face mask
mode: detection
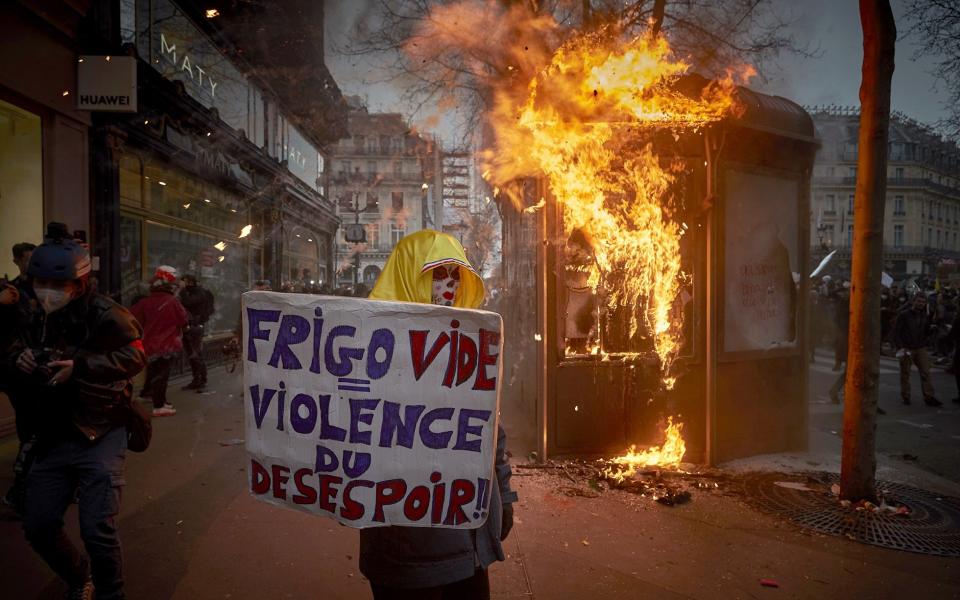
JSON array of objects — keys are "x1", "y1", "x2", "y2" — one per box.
[
  {"x1": 431, "y1": 265, "x2": 461, "y2": 306},
  {"x1": 35, "y1": 286, "x2": 73, "y2": 313}
]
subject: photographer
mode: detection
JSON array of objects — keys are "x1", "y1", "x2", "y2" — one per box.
[{"x1": 2, "y1": 223, "x2": 146, "y2": 600}]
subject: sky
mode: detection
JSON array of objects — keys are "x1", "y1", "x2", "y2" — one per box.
[
  {"x1": 324, "y1": 0, "x2": 950, "y2": 145},
  {"x1": 760, "y1": 0, "x2": 947, "y2": 124}
]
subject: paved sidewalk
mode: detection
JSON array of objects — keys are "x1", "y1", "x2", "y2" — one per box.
[{"x1": 0, "y1": 368, "x2": 957, "y2": 599}]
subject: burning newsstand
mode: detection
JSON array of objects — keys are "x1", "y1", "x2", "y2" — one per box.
[{"x1": 487, "y1": 36, "x2": 819, "y2": 465}]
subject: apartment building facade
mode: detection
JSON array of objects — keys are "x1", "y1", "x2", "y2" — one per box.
[
  {"x1": 329, "y1": 98, "x2": 443, "y2": 288},
  {"x1": 810, "y1": 106, "x2": 960, "y2": 279}
]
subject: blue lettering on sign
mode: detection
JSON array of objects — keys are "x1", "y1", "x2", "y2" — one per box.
[
  {"x1": 249, "y1": 384, "x2": 275, "y2": 429},
  {"x1": 251, "y1": 386, "x2": 492, "y2": 452},
  {"x1": 325, "y1": 325, "x2": 364, "y2": 376},
  {"x1": 246, "y1": 308, "x2": 280, "y2": 362},
  {"x1": 366, "y1": 328, "x2": 395, "y2": 379},
  {"x1": 246, "y1": 308, "x2": 427, "y2": 384},
  {"x1": 269, "y1": 315, "x2": 311, "y2": 369}
]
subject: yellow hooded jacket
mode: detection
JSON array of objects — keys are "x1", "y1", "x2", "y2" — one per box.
[{"x1": 369, "y1": 229, "x2": 484, "y2": 308}]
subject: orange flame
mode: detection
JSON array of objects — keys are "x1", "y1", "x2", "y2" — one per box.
[
  {"x1": 603, "y1": 417, "x2": 686, "y2": 482},
  {"x1": 483, "y1": 29, "x2": 748, "y2": 385}
]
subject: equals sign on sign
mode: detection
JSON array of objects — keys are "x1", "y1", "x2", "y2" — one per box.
[{"x1": 338, "y1": 378, "x2": 371, "y2": 393}]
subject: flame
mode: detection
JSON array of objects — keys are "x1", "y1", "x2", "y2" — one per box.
[
  {"x1": 484, "y1": 28, "x2": 746, "y2": 384},
  {"x1": 603, "y1": 417, "x2": 686, "y2": 482}
]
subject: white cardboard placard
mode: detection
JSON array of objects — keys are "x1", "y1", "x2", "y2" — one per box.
[{"x1": 243, "y1": 292, "x2": 503, "y2": 529}]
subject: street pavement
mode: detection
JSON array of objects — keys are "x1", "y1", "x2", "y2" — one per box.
[
  {"x1": 808, "y1": 348, "x2": 960, "y2": 484},
  {"x1": 0, "y1": 358, "x2": 958, "y2": 599}
]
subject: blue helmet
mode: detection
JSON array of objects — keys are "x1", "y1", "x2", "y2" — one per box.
[{"x1": 27, "y1": 222, "x2": 92, "y2": 281}]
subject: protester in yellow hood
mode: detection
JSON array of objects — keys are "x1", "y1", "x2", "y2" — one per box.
[
  {"x1": 369, "y1": 229, "x2": 484, "y2": 308},
  {"x1": 360, "y1": 228, "x2": 517, "y2": 599}
]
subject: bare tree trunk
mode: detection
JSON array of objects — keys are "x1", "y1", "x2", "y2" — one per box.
[
  {"x1": 841, "y1": 0, "x2": 896, "y2": 503},
  {"x1": 650, "y1": 0, "x2": 667, "y2": 37}
]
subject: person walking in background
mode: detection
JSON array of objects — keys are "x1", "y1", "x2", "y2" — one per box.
[
  {"x1": 829, "y1": 288, "x2": 849, "y2": 401},
  {"x1": 893, "y1": 293, "x2": 943, "y2": 407},
  {"x1": 178, "y1": 274, "x2": 215, "y2": 393},
  {"x1": 131, "y1": 266, "x2": 188, "y2": 417},
  {"x1": 947, "y1": 309, "x2": 960, "y2": 405}
]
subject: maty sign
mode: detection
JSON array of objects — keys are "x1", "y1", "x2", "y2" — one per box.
[{"x1": 243, "y1": 292, "x2": 503, "y2": 529}]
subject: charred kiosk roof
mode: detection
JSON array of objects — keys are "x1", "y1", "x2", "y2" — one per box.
[{"x1": 676, "y1": 74, "x2": 819, "y2": 145}]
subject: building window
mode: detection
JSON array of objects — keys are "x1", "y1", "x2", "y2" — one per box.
[
  {"x1": 849, "y1": 166, "x2": 857, "y2": 178},
  {"x1": 938, "y1": 202, "x2": 943, "y2": 221},
  {"x1": 353, "y1": 135, "x2": 365, "y2": 152},
  {"x1": 846, "y1": 225, "x2": 853, "y2": 247},
  {"x1": 827, "y1": 166, "x2": 835, "y2": 178},
  {"x1": 954, "y1": 232, "x2": 958, "y2": 249},
  {"x1": 825, "y1": 194, "x2": 836, "y2": 213},
  {"x1": 894, "y1": 195, "x2": 905, "y2": 216},
  {"x1": 394, "y1": 161, "x2": 402, "y2": 178},
  {"x1": 937, "y1": 229, "x2": 942, "y2": 248},
  {"x1": 363, "y1": 265, "x2": 382, "y2": 284},
  {"x1": 391, "y1": 223, "x2": 406, "y2": 246},
  {"x1": 825, "y1": 224, "x2": 835, "y2": 245},
  {"x1": 365, "y1": 192, "x2": 380, "y2": 212},
  {"x1": 894, "y1": 224, "x2": 904, "y2": 247},
  {"x1": 847, "y1": 195, "x2": 854, "y2": 215},
  {"x1": 365, "y1": 223, "x2": 380, "y2": 249},
  {"x1": 895, "y1": 167, "x2": 904, "y2": 179},
  {"x1": 392, "y1": 191, "x2": 404, "y2": 211},
  {"x1": 928, "y1": 227, "x2": 933, "y2": 246}
]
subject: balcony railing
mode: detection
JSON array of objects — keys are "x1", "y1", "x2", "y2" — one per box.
[{"x1": 814, "y1": 176, "x2": 960, "y2": 197}]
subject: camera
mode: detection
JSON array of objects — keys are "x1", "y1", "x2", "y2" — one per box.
[{"x1": 31, "y1": 348, "x2": 62, "y2": 382}]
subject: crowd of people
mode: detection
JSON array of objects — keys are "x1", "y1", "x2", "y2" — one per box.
[
  {"x1": 0, "y1": 223, "x2": 517, "y2": 600},
  {"x1": 810, "y1": 274, "x2": 960, "y2": 410}
]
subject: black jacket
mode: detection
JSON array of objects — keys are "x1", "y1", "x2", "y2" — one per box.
[
  {"x1": 2, "y1": 291, "x2": 146, "y2": 442},
  {"x1": 893, "y1": 308, "x2": 930, "y2": 350},
  {"x1": 179, "y1": 285, "x2": 215, "y2": 327}
]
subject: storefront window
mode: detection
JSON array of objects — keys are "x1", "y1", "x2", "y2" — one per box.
[
  {"x1": 142, "y1": 162, "x2": 247, "y2": 230},
  {"x1": 137, "y1": 0, "x2": 254, "y2": 135},
  {"x1": 119, "y1": 215, "x2": 143, "y2": 305},
  {"x1": 284, "y1": 229, "x2": 322, "y2": 289},
  {"x1": 0, "y1": 98, "x2": 43, "y2": 276},
  {"x1": 119, "y1": 154, "x2": 143, "y2": 207},
  {"x1": 118, "y1": 151, "x2": 259, "y2": 335},
  {"x1": 146, "y1": 221, "x2": 248, "y2": 334}
]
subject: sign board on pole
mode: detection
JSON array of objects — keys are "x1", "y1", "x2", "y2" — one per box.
[
  {"x1": 243, "y1": 292, "x2": 503, "y2": 529},
  {"x1": 77, "y1": 56, "x2": 137, "y2": 112}
]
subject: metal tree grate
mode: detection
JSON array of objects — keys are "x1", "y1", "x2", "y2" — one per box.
[{"x1": 742, "y1": 472, "x2": 960, "y2": 557}]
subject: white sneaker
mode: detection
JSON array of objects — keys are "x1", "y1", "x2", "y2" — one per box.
[{"x1": 152, "y1": 404, "x2": 177, "y2": 417}]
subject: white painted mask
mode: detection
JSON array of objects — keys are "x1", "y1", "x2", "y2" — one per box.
[{"x1": 431, "y1": 265, "x2": 461, "y2": 306}]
